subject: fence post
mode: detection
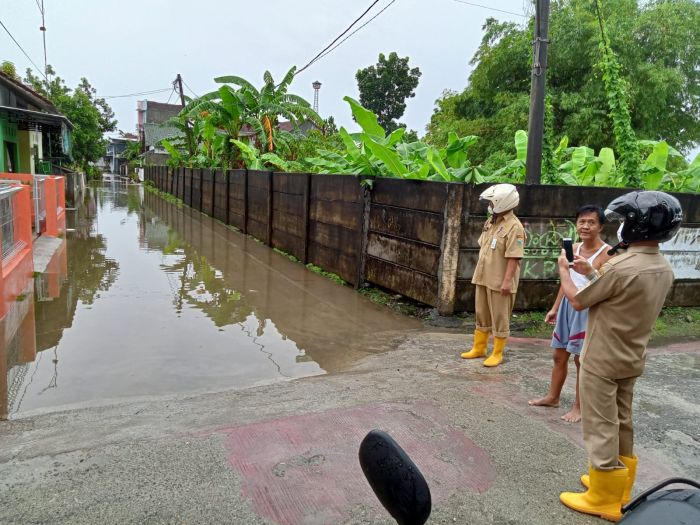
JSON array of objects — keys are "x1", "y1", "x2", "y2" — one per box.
[
  {"x1": 266, "y1": 171, "x2": 273, "y2": 245},
  {"x1": 243, "y1": 169, "x2": 249, "y2": 234},
  {"x1": 224, "y1": 170, "x2": 231, "y2": 226},
  {"x1": 197, "y1": 168, "x2": 204, "y2": 211},
  {"x1": 302, "y1": 173, "x2": 311, "y2": 263},
  {"x1": 436, "y1": 183, "x2": 465, "y2": 315},
  {"x1": 210, "y1": 169, "x2": 216, "y2": 216},
  {"x1": 355, "y1": 179, "x2": 372, "y2": 289}
]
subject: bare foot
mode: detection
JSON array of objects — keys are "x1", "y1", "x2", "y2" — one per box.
[
  {"x1": 561, "y1": 407, "x2": 582, "y2": 423},
  {"x1": 528, "y1": 396, "x2": 560, "y2": 407}
]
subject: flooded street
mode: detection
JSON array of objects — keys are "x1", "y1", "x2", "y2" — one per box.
[
  {"x1": 2, "y1": 185, "x2": 698, "y2": 525},
  {"x1": 2, "y1": 183, "x2": 419, "y2": 418}
]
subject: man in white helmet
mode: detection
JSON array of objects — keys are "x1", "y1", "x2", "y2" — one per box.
[{"x1": 462, "y1": 183, "x2": 524, "y2": 367}]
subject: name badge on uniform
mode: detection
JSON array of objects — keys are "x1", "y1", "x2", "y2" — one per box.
[{"x1": 490, "y1": 237, "x2": 497, "y2": 250}]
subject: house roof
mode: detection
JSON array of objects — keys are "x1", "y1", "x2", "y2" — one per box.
[
  {"x1": 0, "y1": 70, "x2": 61, "y2": 114},
  {"x1": 0, "y1": 105, "x2": 73, "y2": 131},
  {"x1": 0, "y1": 70, "x2": 73, "y2": 131}
]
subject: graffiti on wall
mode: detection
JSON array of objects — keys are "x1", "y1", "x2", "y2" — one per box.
[
  {"x1": 520, "y1": 221, "x2": 700, "y2": 281},
  {"x1": 660, "y1": 227, "x2": 700, "y2": 280},
  {"x1": 521, "y1": 220, "x2": 577, "y2": 280}
]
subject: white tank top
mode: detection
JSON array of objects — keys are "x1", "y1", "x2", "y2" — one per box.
[{"x1": 570, "y1": 243, "x2": 610, "y2": 290}]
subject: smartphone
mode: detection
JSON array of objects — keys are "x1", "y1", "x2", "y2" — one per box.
[{"x1": 562, "y1": 238, "x2": 574, "y2": 266}]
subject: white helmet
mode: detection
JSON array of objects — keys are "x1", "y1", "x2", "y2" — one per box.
[{"x1": 480, "y1": 183, "x2": 519, "y2": 214}]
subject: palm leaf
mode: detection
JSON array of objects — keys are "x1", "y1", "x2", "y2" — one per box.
[{"x1": 214, "y1": 75, "x2": 259, "y2": 95}]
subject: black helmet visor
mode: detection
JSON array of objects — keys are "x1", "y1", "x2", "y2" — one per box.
[{"x1": 604, "y1": 208, "x2": 625, "y2": 222}]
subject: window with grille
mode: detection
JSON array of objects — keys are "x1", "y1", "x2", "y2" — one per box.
[{"x1": 0, "y1": 193, "x2": 15, "y2": 260}]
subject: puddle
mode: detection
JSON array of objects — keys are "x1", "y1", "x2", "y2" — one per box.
[{"x1": 1, "y1": 182, "x2": 420, "y2": 419}]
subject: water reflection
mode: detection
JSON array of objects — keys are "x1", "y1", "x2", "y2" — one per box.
[{"x1": 2, "y1": 183, "x2": 419, "y2": 419}]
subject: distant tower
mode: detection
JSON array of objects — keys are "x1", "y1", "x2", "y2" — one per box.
[{"x1": 312, "y1": 81, "x2": 322, "y2": 113}]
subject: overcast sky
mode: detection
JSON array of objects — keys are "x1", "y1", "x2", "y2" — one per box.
[{"x1": 2, "y1": 0, "x2": 530, "y2": 136}]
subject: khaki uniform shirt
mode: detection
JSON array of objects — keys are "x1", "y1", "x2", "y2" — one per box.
[
  {"x1": 575, "y1": 245, "x2": 674, "y2": 379},
  {"x1": 471, "y1": 211, "x2": 525, "y2": 293}
]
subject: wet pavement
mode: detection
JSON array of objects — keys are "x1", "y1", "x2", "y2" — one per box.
[
  {"x1": 0, "y1": 184, "x2": 697, "y2": 524},
  {"x1": 2, "y1": 183, "x2": 419, "y2": 419}
]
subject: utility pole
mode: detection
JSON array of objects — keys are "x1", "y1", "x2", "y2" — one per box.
[
  {"x1": 175, "y1": 73, "x2": 194, "y2": 156},
  {"x1": 39, "y1": 0, "x2": 48, "y2": 83},
  {"x1": 525, "y1": 0, "x2": 551, "y2": 185},
  {"x1": 175, "y1": 73, "x2": 186, "y2": 107}
]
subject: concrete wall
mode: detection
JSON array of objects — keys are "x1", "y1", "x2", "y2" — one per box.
[{"x1": 146, "y1": 167, "x2": 700, "y2": 312}]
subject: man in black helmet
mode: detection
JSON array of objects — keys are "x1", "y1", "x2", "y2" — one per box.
[{"x1": 555, "y1": 191, "x2": 683, "y2": 521}]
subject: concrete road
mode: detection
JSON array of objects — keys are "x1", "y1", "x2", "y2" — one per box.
[{"x1": 1, "y1": 333, "x2": 698, "y2": 524}]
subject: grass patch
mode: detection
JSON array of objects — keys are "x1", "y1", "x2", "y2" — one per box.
[
  {"x1": 15, "y1": 293, "x2": 27, "y2": 302},
  {"x1": 651, "y1": 307, "x2": 700, "y2": 342},
  {"x1": 305, "y1": 263, "x2": 347, "y2": 286},
  {"x1": 458, "y1": 306, "x2": 700, "y2": 342},
  {"x1": 270, "y1": 247, "x2": 346, "y2": 286},
  {"x1": 273, "y1": 248, "x2": 300, "y2": 263},
  {"x1": 32, "y1": 271, "x2": 42, "y2": 278},
  {"x1": 144, "y1": 183, "x2": 184, "y2": 207},
  {"x1": 359, "y1": 285, "x2": 432, "y2": 319}
]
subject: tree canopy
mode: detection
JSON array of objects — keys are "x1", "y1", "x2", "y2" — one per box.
[
  {"x1": 25, "y1": 66, "x2": 117, "y2": 169},
  {"x1": 425, "y1": 0, "x2": 700, "y2": 168},
  {"x1": 356, "y1": 52, "x2": 421, "y2": 132}
]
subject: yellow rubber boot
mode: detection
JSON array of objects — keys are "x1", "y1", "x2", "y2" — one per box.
[
  {"x1": 619, "y1": 455, "x2": 638, "y2": 504},
  {"x1": 561, "y1": 466, "x2": 628, "y2": 522},
  {"x1": 483, "y1": 336, "x2": 506, "y2": 367},
  {"x1": 461, "y1": 329, "x2": 489, "y2": 359},
  {"x1": 580, "y1": 455, "x2": 637, "y2": 504}
]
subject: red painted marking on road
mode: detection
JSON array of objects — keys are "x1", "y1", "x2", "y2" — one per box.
[{"x1": 217, "y1": 401, "x2": 495, "y2": 525}]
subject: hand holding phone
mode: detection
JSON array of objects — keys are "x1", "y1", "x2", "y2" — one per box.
[{"x1": 562, "y1": 238, "x2": 574, "y2": 266}]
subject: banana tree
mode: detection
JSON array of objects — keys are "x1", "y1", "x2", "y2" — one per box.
[
  {"x1": 312, "y1": 97, "x2": 486, "y2": 182},
  {"x1": 215, "y1": 66, "x2": 323, "y2": 153},
  {"x1": 491, "y1": 130, "x2": 528, "y2": 182}
]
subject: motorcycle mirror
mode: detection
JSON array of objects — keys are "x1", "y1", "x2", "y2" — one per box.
[{"x1": 358, "y1": 429, "x2": 431, "y2": 525}]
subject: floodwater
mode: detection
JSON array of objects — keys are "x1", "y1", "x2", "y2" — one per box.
[{"x1": 1, "y1": 182, "x2": 420, "y2": 419}]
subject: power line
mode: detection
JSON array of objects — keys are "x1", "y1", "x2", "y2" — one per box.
[
  {"x1": 295, "y1": 0, "x2": 381, "y2": 76},
  {"x1": 165, "y1": 86, "x2": 176, "y2": 104},
  {"x1": 313, "y1": 0, "x2": 398, "y2": 65},
  {"x1": 182, "y1": 79, "x2": 199, "y2": 99},
  {"x1": 103, "y1": 88, "x2": 172, "y2": 99},
  {"x1": 0, "y1": 18, "x2": 47, "y2": 80},
  {"x1": 452, "y1": 0, "x2": 527, "y2": 18},
  {"x1": 33, "y1": 0, "x2": 43, "y2": 15}
]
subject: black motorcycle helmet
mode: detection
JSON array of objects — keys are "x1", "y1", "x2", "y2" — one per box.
[{"x1": 605, "y1": 191, "x2": 683, "y2": 255}]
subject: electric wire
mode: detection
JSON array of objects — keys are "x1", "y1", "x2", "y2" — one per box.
[
  {"x1": 165, "y1": 86, "x2": 176, "y2": 104},
  {"x1": 295, "y1": 0, "x2": 380, "y2": 76},
  {"x1": 33, "y1": 0, "x2": 43, "y2": 14},
  {"x1": 182, "y1": 79, "x2": 199, "y2": 99},
  {"x1": 0, "y1": 18, "x2": 47, "y2": 80},
  {"x1": 312, "y1": 0, "x2": 398, "y2": 66},
  {"x1": 452, "y1": 0, "x2": 527, "y2": 18},
  {"x1": 103, "y1": 88, "x2": 172, "y2": 99}
]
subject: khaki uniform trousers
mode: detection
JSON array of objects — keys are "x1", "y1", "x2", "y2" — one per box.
[
  {"x1": 475, "y1": 285, "x2": 515, "y2": 338},
  {"x1": 580, "y1": 367, "x2": 636, "y2": 470}
]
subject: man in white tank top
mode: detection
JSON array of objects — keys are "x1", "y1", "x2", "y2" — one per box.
[{"x1": 529, "y1": 205, "x2": 612, "y2": 423}]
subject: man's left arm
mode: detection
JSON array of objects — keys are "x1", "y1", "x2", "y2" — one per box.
[{"x1": 502, "y1": 225, "x2": 525, "y2": 296}]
